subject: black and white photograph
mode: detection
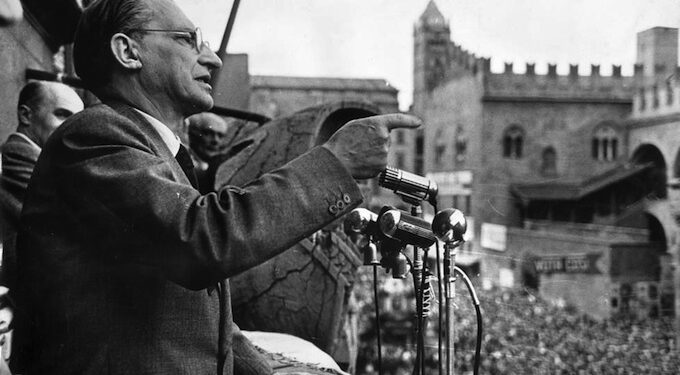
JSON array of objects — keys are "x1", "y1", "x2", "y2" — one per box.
[{"x1": 0, "y1": 0, "x2": 679, "y2": 374}]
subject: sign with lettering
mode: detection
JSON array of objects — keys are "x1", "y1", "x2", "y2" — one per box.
[
  {"x1": 426, "y1": 171, "x2": 472, "y2": 195},
  {"x1": 533, "y1": 253, "x2": 601, "y2": 274}
]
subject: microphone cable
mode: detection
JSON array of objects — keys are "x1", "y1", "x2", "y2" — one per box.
[
  {"x1": 372, "y1": 262, "x2": 383, "y2": 375},
  {"x1": 404, "y1": 255, "x2": 423, "y2": 375},
  {"x1": 454, "y1": 266, "x2": 482, "y2": 375},
  {"x1": 421, "y1": 250, "x2": 427, "y2": 375}
]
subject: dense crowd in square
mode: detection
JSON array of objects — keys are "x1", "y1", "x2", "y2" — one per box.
[{"x1": 354, "y1": 270, "x2": 680, "y2": 374}]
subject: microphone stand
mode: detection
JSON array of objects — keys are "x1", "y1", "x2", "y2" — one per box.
[
  {"x1": 431, "y1": 208, "x2": 466, "y2": 375},
  {"x1": 410, "y1": 204, "x2": 425, "y2": 375},
  {"x1": 443, "y1": 239, "x2": 460, "y2": 375}
]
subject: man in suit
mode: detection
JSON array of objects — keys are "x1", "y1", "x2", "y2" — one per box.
[
  {"x1": 11, "y1": 0, "x2": 420, "y2": 374},
  {"x1": 0, "y1": 81, "x2": 83, "y2": 375},
  {"x1": 0, "y1": 81, "x2": 84, "y2": 231}
]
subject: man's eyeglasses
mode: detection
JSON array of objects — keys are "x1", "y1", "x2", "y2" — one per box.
[{"x1": 127, "y1": 27, "x2": 208, "y2": 52}]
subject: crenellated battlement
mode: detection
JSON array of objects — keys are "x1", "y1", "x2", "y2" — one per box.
[
  {"x1": 632, "y1": 66, "x2": 680, "y2": 118},
  {"x1": 421, "y1": 23, "x2": 678, "y2": 105},
  {"x1": 450, "y1": 42, "x2": 482, "y2": 74},
  {"x1": 479, "y1": 60, "x2": 635, "y2": 101},
  {"x1": 482, "y1": 60, "x2": 632, "y2": 79},
  {"x1": 439, "y1": 39, "x2": 637, "y2": 102}
]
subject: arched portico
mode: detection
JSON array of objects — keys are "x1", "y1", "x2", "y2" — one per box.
[{"x1": 631, "y1": 144, "x2": 668, "y2": 199}]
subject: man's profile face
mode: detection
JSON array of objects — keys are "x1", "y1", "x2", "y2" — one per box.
[
  {"x1": 136, "y1": 0, "x2": 222, "y2": 116},
  {"x1": 26, "y1": 83, "x2": 84, "y2": 147},
  {"x1": 188, "y1": 114, "x2": 230, "y2": 160}
]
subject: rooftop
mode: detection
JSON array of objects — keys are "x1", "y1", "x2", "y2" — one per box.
[
  {"x1": 251, "y1": 75, "x2": 398, "y2": 93},
  {"x1": 511, "y1": 163, "x2": 652, "y2": 201}
]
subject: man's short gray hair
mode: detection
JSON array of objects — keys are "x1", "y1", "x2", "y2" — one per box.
[{"x1": 73, "y1": 0, "x2": 152, "y2": 92}]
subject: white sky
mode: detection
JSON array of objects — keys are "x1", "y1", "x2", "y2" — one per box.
[{"x1": 176, "y1": 0, "x2": 680, "y2": 111}]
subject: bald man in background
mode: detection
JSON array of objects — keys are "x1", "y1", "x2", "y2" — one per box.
[
  {"x1": 1, "y1": 81, "x2": 84, "y2": 235},
  {"x1": 1, "y1": 81, "x2": 84, "y2": 290},
  {"x1": 186, "y1": 112, "x2": 237, "y2": 193},
  {"x1": 0, "y1": 81, "x2": 82, "y2": 374}
]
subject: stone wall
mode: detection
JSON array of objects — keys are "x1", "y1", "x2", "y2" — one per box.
[
  {"x1": 483, "y1": 63, "x2": 633, "y2": 102},
  {"x1": 475, "y1": 100, "x2": 631, "y2": 229}
]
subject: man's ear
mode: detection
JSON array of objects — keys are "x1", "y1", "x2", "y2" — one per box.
[
  {"x1": 110, "y1": 33, "x2": 143, "y2": 70},
  {"x1": 17, "y1": 104, "x2": 31, "y2": 126}
]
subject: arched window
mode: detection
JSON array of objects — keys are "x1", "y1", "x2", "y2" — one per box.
[
  {"x1": 541, "y1": 147, "x2": 557, "y2": 176},
  {"x1": 503, "y1": 125, "x2": 524, "y2": 159},
  {"x1": 592, "y1": 125, "x2": 618, "y2": 161},
  {"x1": 667, "y1": 80, "x2": 674, "y2": 106},
  {"x1": 454, "y1": 124, "x2": 467, "y2": 163},
  {"x1": 434, "y1": 128, "x2": 447, "y2": 166}
]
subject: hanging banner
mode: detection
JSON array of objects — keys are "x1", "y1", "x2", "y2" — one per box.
[{"x1": 533, "y1": 253, "x2": 602, "y2": 274}]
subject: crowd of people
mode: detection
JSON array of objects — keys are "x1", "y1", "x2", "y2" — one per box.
[{"x1": 355, "y1": 272, "x2": 680, "y2": 374}]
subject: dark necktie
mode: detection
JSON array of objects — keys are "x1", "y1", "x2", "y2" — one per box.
[{"x1": 175, "y1": 144, "x2": 199, "y2": 189}]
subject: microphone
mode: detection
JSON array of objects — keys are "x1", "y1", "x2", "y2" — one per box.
[
  {"x1": 378, "y1": 209, "x2": 436, "y2": 248},
  {"x1": 378, "y1": 166, "x2": 438, "y2": 206},
  {"x1": 343, "y1": 208, "x2": 378, "y2": 236},
  {"x1": 345, "y1": 208, "x2": 410, "y2": 274},
  {"x1": 431, "y1": 208, "x2": 467, "y2": 243}
]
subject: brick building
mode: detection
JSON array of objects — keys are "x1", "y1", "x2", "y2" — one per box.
[{"x1": 412, "y1": 1, "x2": 680, "y2": 321}]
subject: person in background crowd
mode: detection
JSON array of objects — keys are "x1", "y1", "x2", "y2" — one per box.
[
  {"x1": 10, "y1": 0, "x2": 421, "y2": 374},
  {"x1": 1, "y1": 81, "x2": 84, "y2": 232},
  {"x1": 0, "y1": 81, "x2": 83, "y2": 375},
  {"x1": 0, "y1": 81, "x2": 84, "y2": 288},
  {"x1": 186, "y1": 112, "x2": 236, "y2": 193}
]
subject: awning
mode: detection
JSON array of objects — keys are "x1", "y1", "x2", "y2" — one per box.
[{"x1": 511, "y1": 163, "x2": 652, "y2": 201}]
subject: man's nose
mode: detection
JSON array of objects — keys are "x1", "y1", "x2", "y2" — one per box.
[{"x1": 198, "y1": 45, "x2": 223, "y2": 71}]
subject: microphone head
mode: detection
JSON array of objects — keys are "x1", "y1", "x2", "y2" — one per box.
[
  {"x1": 378, "y1": 209, "x2": 402, "y2": 238},
  {"x1": 344, "y1": 208, "x2": 378, "y2": 235},
  {"x1": 378, "y1": 166, "x2": 438, "y2": 206},
  {"x1": 431, "y1": 208, "x2": 467, "y2": 242},
  {"x1": 379, "y1": 209, "x2": 436, "y2": 248}
]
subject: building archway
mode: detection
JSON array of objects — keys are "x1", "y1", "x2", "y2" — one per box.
[
  {"x1": 646, "y1": 213, "x2": 667, "y2": 248},
  {"x1": 671, "y1": 147, "x2": 680, "y2": 180},
  {"x1": 631, "y1": 144, "x2": 667, "y2": 199},
  {"x1": 643, "y1": 212, "x2": 675, "y2": 316}
]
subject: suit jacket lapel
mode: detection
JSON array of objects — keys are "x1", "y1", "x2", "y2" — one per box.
[{"x1": 103, "y1": 100, "x2": 192, "y2": 187}]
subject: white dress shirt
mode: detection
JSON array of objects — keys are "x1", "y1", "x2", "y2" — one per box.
[{"x1": 132, "y1": 108, "x2": 181, "y2": 156}]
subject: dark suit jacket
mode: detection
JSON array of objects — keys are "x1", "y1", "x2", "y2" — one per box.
[
  {"x1": 11, "y1": 102, "x2": 362, "y2": 375},
  {"x1": 0, "y1": 133, "x2": 40, "y2": 231},
  {"x1": 0, "y1": 133, "x2": 40, "y2": 289}
]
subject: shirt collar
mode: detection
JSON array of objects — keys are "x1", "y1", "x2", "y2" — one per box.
[{"x1": 132, "y1": 108, "x2": 181, "y2": 156}]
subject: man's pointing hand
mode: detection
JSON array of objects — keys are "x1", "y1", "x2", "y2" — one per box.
[{"x1": 322, "y1": 114, "x2": 422, "y2": 179}]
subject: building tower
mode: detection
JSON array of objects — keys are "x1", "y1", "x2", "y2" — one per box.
[
  {"x1": 413, "y1": 0, "x2": 450, "y2": 113},
  {"x1": 636, "y1": 27, "x2": 678, "y2": 80},
  {"x1": 413, "y1": 0, "x2": 450, "y2": 174}
]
